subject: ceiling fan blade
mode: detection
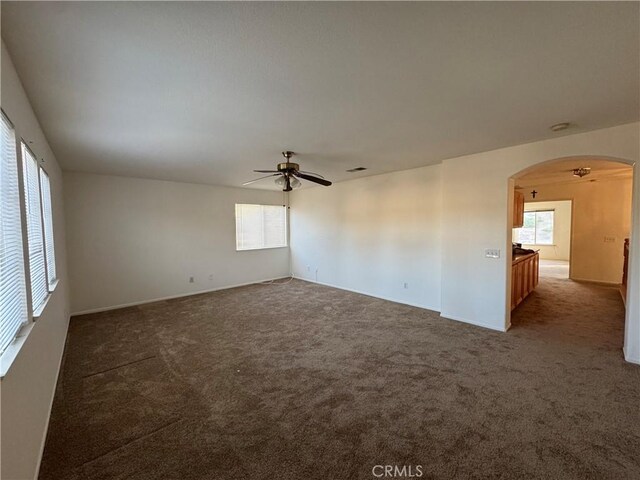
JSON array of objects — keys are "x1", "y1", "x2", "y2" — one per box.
[
  {"x1": 298, "y1": 170, "x2": 325, "y2": 179},
  {"x1": 242, "y1": 174, "x2": 280, "y2": 186},
  {"x1": 294, "y1": 171, "x2": 332, "y2": 186},
  {"x1": 253, "y1": 169, "x2": 280, "y2": 173}
]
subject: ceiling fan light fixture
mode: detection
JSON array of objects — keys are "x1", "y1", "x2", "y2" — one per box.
[
  {"x1": 572, "y1": 167, "x2": 591, "y2": 178},
  {"x1": 275, "y1": 175, "x2": 301, "y2": 189}
]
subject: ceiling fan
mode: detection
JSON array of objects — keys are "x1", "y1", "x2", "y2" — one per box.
[{"x1": 243, "y1": 151, "x2": 332, "y2": 191}]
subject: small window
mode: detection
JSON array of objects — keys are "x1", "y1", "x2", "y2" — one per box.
[
  {"x1": 515, "y1": 210, "x2": 554, "y2": 245},
  {"x1": 235, "y1": 204, "x2": 287, "y2": 250},
  {"x1": 22, "y1": 143, "x2": 48, "y2": 312},
  {"x1": 40, "y1": 169, "x2": 57, "y2": 289},
  {"x1": 0, "y1": 113, "x2": 28, "y2": 355}
]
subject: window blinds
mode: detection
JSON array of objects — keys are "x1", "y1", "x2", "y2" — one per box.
[
  {"x1": 22, "y1": 143, "x2": 48, "y2": 312},
  {"x1": 235, "y1": 204, "x2": 287, "y2": 250},
  {"x1": 1, "y1": 114, "x2": 28, "y2": 355},
  {"x1": 40, "y1": 170, "x2": 56, "y2": 288}
]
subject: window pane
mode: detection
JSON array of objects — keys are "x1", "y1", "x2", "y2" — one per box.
[
  {"x1": 0, "y1": 114, "x2": 28, "y2": 355},
  {"x1": 235, "y1": 204, "x2": 287, "y2": 250},
  {"x1": 40, "y1": 169, "x2": 57, "y2": 288},
  {"x1": 236, "y1": 204, "x2": 263, "y2": 250},
  {"x1": 518, "y1": 227, "x2": 535, "y2": 244},
  {"x1": 22, "y1": 144, "x2": 48, "y2": 311},
  {"x1": 535, "y1": 211, "x2": 554, "y2": 245},
  {"x1": 523, "y1": 211, "x2": 536, "y2": 228},
  {"x1": 263, "y1": 205, "x2": 286, "y2": 247}
]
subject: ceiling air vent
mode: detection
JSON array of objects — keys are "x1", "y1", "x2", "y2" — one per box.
[{"x1": 346, "y1": 167, "x2": 367, "y2": 172}]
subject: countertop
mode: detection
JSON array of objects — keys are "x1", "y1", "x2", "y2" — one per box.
[{"x1": 512, "y1": 250, "x2": 539, "y2": 265}]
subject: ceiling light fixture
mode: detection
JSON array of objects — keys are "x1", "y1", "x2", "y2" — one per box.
[
  {"x1": 550, "y1": 122, "x2": 570, "y2": 132},
  {"x1": 275, "y1": 175, "x2": 301, "y2": 189},
  {"x1": 572, "y1": 167, "x2": 591, "y2": 178},
  {"x1": 346, "y1": 167, "x2": 367, "y2": 172}
]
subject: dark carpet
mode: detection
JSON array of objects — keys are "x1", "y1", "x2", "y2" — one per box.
[{"x1": 39, "y1": 278, "x2": 640, "y2": 480}]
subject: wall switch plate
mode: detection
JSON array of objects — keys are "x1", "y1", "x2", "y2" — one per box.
[
  {"x1": 485, "y1": 249, "x2": 500, "y2": 259},
  {"x1": 403, "y1": 282, "x2": 409, "y2": 289},
  {"x1": 189, "y1": 276, "x2": 194, "y2": 283}
]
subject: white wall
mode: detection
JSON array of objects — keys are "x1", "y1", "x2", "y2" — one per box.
[
  {"x1": 291, "y1": 165, "x2": 442, "y2": 311},
  {"x1": 1, "y1": 43, "x2": 71, "y2": 480},
  {"x1": 64, "y1": 172, "x2": 290, "y2": 314},
  {"x1": 519, "y1": 179, "x2": 632, "y2": 283},
  {"x1": 439, "y1": 123, "x2": 639, "y2": 361},
  {"x1": 519, "y1": 200, "x2": 572, "y2": 262},
  {"x1": 291, "y1": 123, "x2": 639, "y2": 363}
]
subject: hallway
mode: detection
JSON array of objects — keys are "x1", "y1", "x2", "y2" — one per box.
[{"x1": 511, "y1": 276, "x2": 625, "y2": 353}]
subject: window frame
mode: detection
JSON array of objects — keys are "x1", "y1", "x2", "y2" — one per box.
[
  {"x1": 0, "y1": 108, "x2": 59, "y2": 377},
  {"x1": 235, "y1": 203, "x2": 288, "y2": 251},
  {"x1": 21, "y1": 141, "x2": 50, "y2": 315},
  {"x1": 0, "y1": 111, "x2": 30, "y2": 365}
]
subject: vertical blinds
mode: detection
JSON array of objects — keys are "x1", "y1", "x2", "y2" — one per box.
[
  {"x1": 40, "y1": 170, "x2": 56, "y2": 288},
  {"x1": 22, "y1": 143, "x2": 48, "y2": 312},
  {"x1": 235, "y1": 204, "x2": 287, "y2": 250},
  {"x1": 0, "y1": 114, "x2": 28, "y2": 355}
]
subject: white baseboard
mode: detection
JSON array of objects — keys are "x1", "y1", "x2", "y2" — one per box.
[
  {"x1": 623, "y1": 346, "x2": 640, "y2": 365},
  {"x1": 70, "y1": 276, "x2": 290, "y2": 316},
  {"x1": 570, "y1": 277, "x2": 620, "y2": 286},
  {"x1": 293, "y1": 276, "x2": 441, "y2": 313},
  {"x1": 294, "y1": 276, "x2": 508, "y2": 333},
  {"x1": 34, "y1": 314, "x2": 70, "y2": 480},
  {"x1": 439, "y1": 312, "x2": 508, "y2": 332}
]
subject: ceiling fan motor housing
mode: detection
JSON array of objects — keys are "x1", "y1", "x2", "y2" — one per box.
[{"x1": 277, "y1": 162, "x2": 299, "y2": 173}]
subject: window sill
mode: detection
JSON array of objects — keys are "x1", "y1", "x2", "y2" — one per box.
[
  {"x1": 0, "y1": 279, "x2": 59, "y2": 378},
  {"x1": 32, "y1": 279, "x2": 59, "y2": 319},
  {"x1": 0, "y1": 322, "x2": 34, "y2": 378},
  {"x1": 236, "y1": 246, "x2": 288, "y2": 252},
  {"x1": 33, "y1": 294, "x2": 51, "y2": 319}
]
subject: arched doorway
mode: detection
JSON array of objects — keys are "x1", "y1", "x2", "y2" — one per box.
[{"x1": 506, "y1": 156, "x2": 638, "y2": 362}]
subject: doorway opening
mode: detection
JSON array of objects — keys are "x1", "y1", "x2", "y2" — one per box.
[
  {"x1": 507, "y1": 157, "x2": 635, "y2": 357},
  {"x1": 514, "y1": 200, "x2": 573, "y2": 280}
]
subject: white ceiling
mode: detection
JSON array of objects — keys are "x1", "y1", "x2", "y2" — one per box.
[
  {"x1": 2, "y1": 2, "x2": 638, "y2": 190},
  {"x1": 515, "y1": 157, "x2": 633, "y2": 189}
]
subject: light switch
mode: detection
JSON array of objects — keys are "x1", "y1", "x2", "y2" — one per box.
[{"x1": 485, "y1": 249, "x2": 500, "y2": 259}]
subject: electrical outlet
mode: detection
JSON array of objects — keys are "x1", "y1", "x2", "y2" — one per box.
[
  {"x1": 403, "y1": 282, "x2": 409, "y2": 289},
  {"x1": 189, "y1": 276, "x2": 194, "y2": 283},
  {"x1": 604, "y1": 236, "x2": 616, "y2": 243},
  {"x1": 306, "y1": 265, "x2": 311, "y2": 272},
  {"x1": 485, "y1": 249, "x2": 500, "y2": 259},
  {"x1": 208, "y1": 274, "x2": 213, "y2": 281}
]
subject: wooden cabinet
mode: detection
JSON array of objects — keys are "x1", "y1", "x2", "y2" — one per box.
[
  {"x1": 513, "y1": 190, "x2": 525, "y2": 228},
  {"x1": 511, "y1": 251, "x2": 539, "y2": 310}
]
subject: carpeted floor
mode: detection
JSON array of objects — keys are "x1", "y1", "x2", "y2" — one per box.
[{"x1": 39, "y1": 278, "x2": 640, "y2": 480}]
